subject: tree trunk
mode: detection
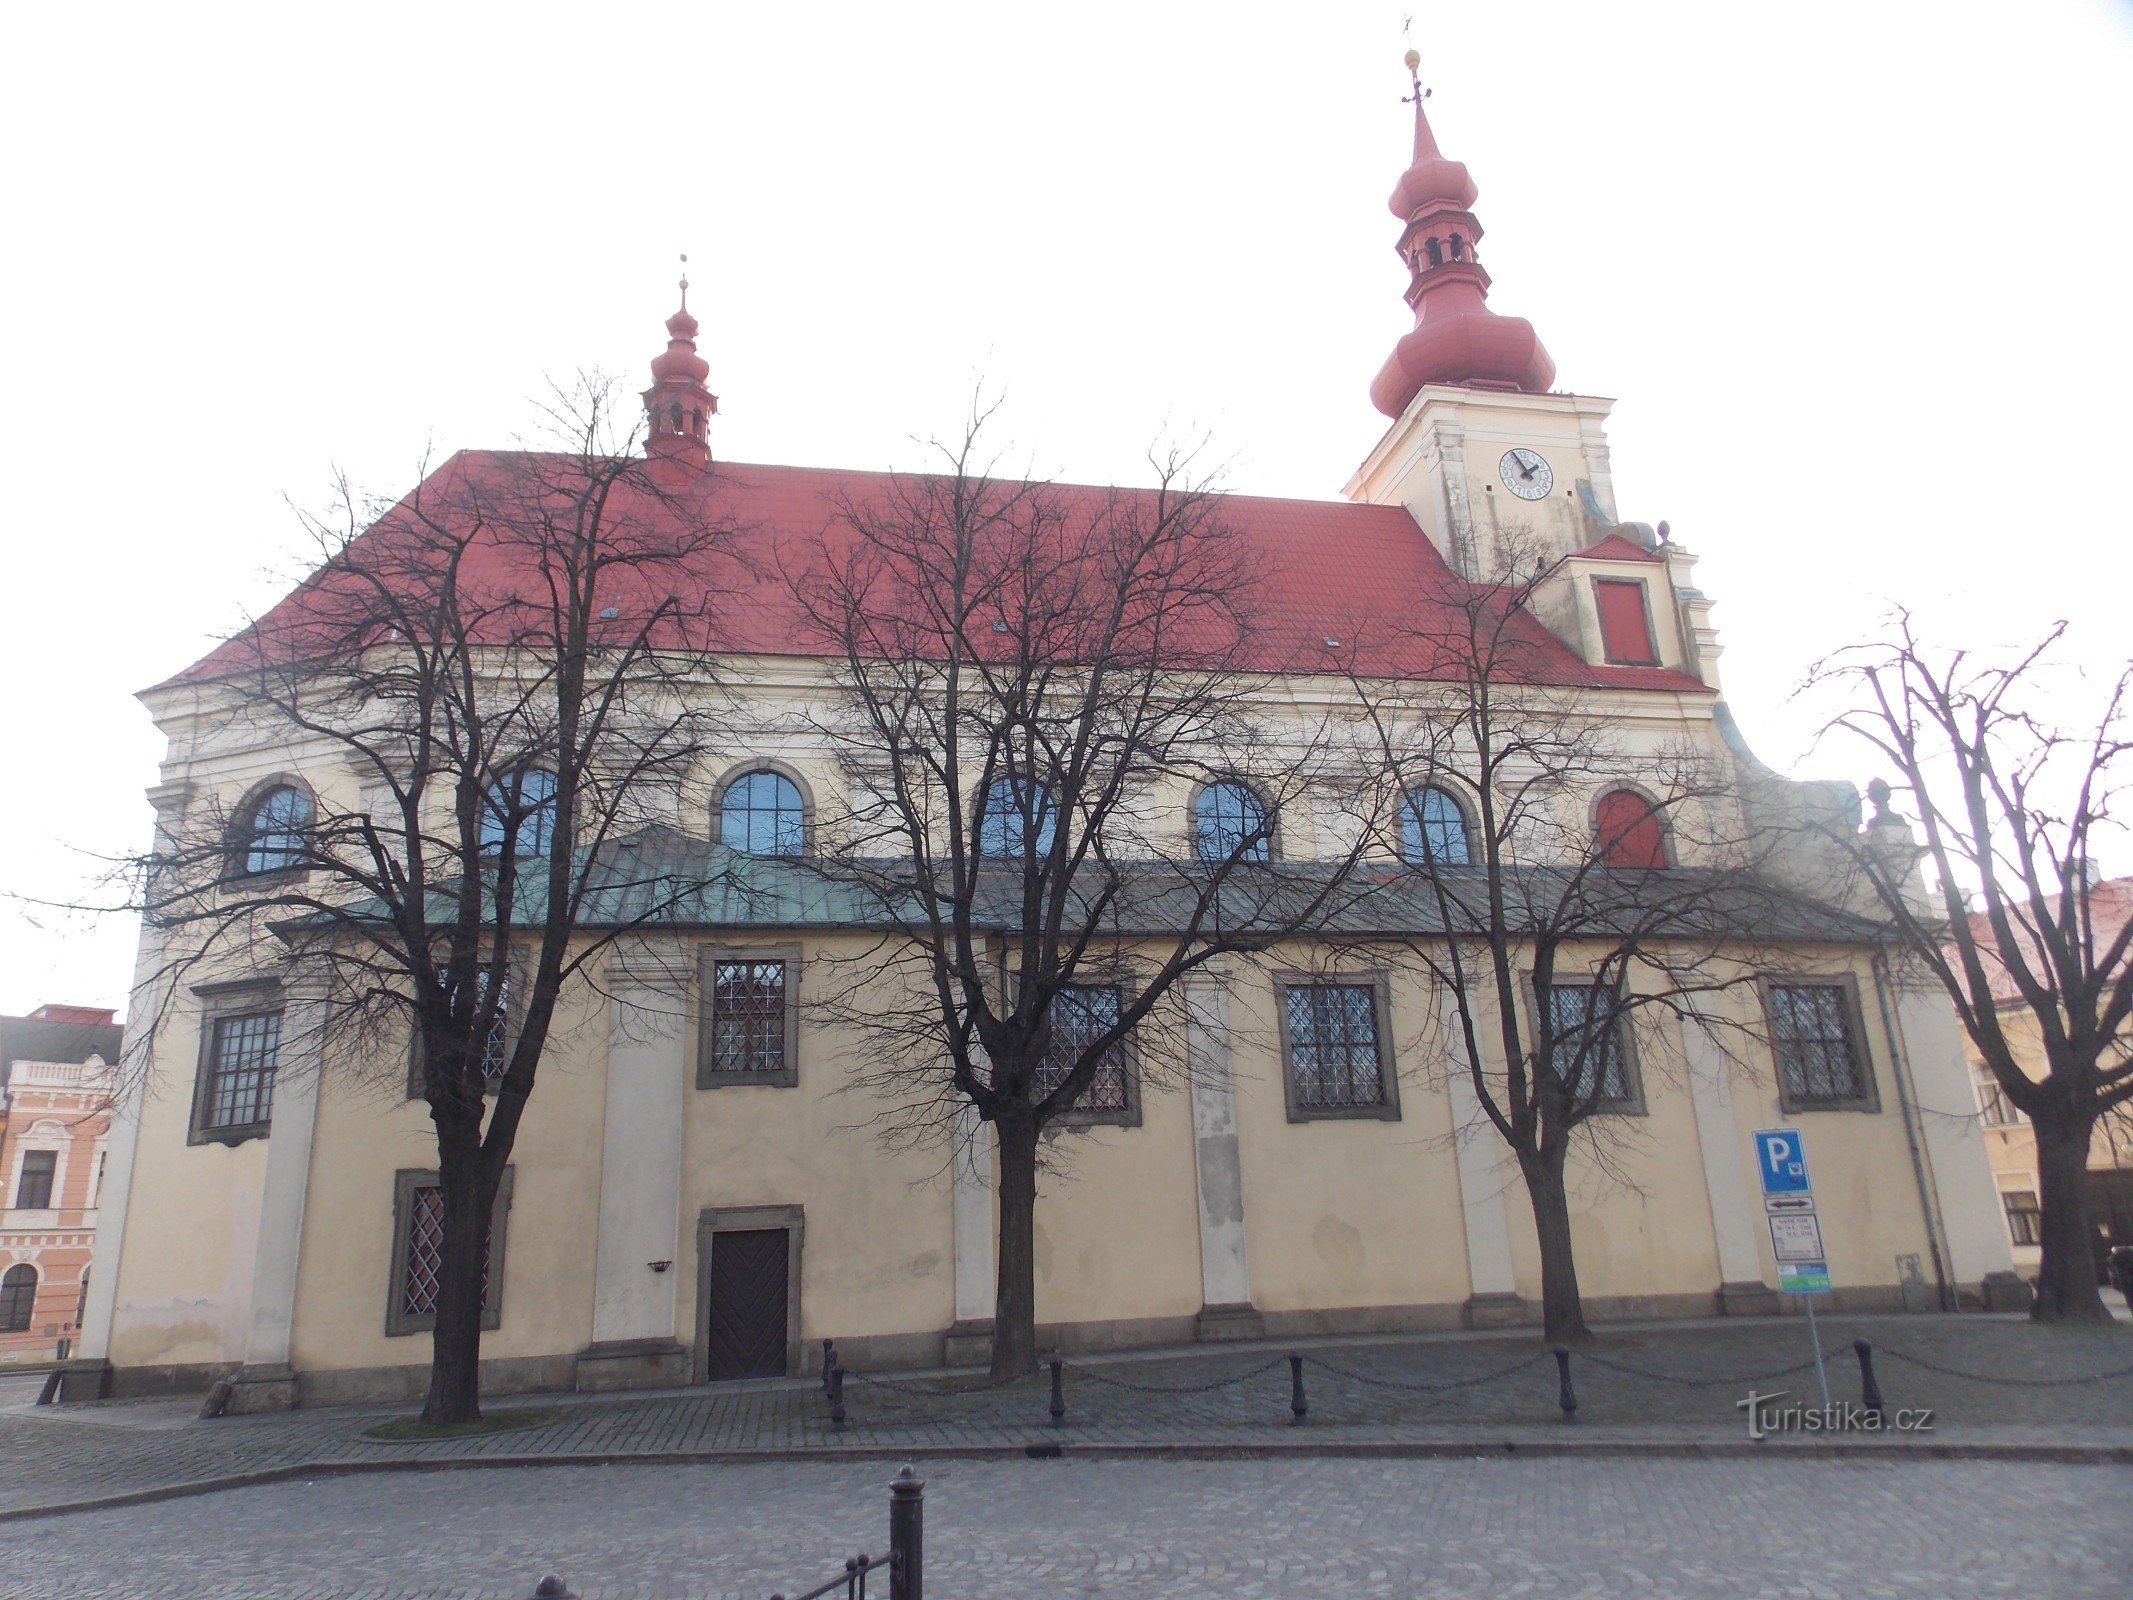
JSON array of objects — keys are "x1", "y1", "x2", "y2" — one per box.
[
  {"x1": 1522, "y1": 1151, "x2": 1593, "y2": 1345},
  {"x1": 421, "y1": 1142, "x2": 493, "y2": 1425},
  {"x1": 990, "y1": 1116, "x2": 1041, "y2": 1381},
  {"x1": 2031, "y1": 1106, "x2": 2110, "y2": 1323}
]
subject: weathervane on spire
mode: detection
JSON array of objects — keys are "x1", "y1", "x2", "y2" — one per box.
[
  {"x1": 678, "y1": 252, "x2": 689, "y2": 311},
  {"x1": 1401, "y1": 15, "x2": 1429, "y2": 104}
]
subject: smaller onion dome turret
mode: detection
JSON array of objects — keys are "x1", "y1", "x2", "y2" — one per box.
[
  {"x1": 642, "y1": 257, "x2": 718, "y2": 474},
  {"x1": 1369, "y1": 49, "x2": 1555, "y2": 419}
]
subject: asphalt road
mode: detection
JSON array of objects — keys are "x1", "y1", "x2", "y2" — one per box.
[{"x1": 1, "y1": 1455, "x2": 2126, "y2": 1599}]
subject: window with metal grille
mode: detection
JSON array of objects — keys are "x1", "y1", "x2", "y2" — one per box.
[
  {"x1": 0, "y1": 1264, "x2": 35, "y2": 1333},
  {"x1": 1030, "y1": 984, "x2": 1131, "y2": 1115},
  {"x1": 1542, "y1": 983, "x2": 1634, "y2": 1106},
  {"x1": 2002, "y1": 1190, "x2": 2041, "y2": 1247},
  {"x1": 1282, "y1": 982, "x2": 1388, "y2": 1112},
  {"x1": 386, "y1": 1168, "x2": 510, "y2": 1336},
  {"x1": 1594, "y1": 578, "x2": 1658, "y2": 665},
  {"x1": 711, "y1": 960, "x2": 786, "y2": 1075},
  {"x1": 1767, "y1": 982, "x2": 1872, "y2": 1108},
  {"x1": 201, "y1": 1011, "x2": 281, "y2": 1132},
  {"x1": 13, "y1": 1150, "x2": 56, "y2": 1210}
]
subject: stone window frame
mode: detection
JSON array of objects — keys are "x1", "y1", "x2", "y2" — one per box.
[
  {"x1": 1031, "y1": 980, "x2": 1145, "y2": 1130},
  {"x1": 692, "y1": 1202, "x2": 806, "y2": 1383},
  {"x1": 1590, "y1": 784, "x2": 1675, "y2": 870},
  {"x1": 11, "y1": 1148, "x2": 57, "y2": 1211},
  {"x1": 1399, "y1": 781, "x2": 1479, "y2": 868},
  {"x1": 1274, "y1": 970, "x2": 1402, "y2": 1123},
  {"x1": 695, "y1": 943, "x2": 803, "y2": 1089},
  {"x1": 2000, "y1": 1186, "x2": 2042, "y2": 1247},
  {"x1": 383, "y1": 1166, "x2": 515, "y2": 1337},
  {"x1": 0, "y1": 1262, "x2": 36, "y2": 1334},
  {"x1": 1759, "y1": 973, "x2": 1881, "y2": 1114},
  {"x1": 187, "y1": 979, "x2": 285, "y2": 1147},
  {"x1": 1592, "y1": 576, "x2": 1661, "y2": 666}
]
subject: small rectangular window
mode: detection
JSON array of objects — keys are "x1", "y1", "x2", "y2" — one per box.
[
  {"x1": 195, "y1": 1008, "x2": 282, "y2": 1138},
  {"x1": 697, "y1": 946, "x2": 801, "y2": 1088},
  {"x1": 1541, "y1": 982, "x2": 1639, "y2": 1109},
  {"x1": 1766, "y1": 980, "x2": 1875, "y2": 1111},
  {"x1": 385, "y1": 1167, "x2": 512, "y2": 1336},
  {"x1": 1280, "y1": 979, "x2": 1398, "y2": 1120},
  {"x1": 14, "y1": 1150, "x2": 56, "y2": 1210},
  {"x1": 1594, "y1": 578, "x2": 1658, "y2": 666},
  {"x1": 2002, "y1": 1189, "x2": 2041, "y2": 1247},
  {"x1": 1975, "y1": 1069, "x2": 2020, "y2": 1127},
  {"x1": 1031, "y1": 984, "x2": 1135, "y2": 1121}
]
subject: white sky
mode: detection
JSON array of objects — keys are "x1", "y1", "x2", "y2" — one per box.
[{"x1": 2, "y1": 1, "x2": 2128, "y2": 1016}]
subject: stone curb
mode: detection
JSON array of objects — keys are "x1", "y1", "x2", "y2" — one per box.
[{"x1": 3, "y1": 1436, "x2": 2127, "y2": 1524}]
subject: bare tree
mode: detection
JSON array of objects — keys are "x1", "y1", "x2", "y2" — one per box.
[
  {"x1": 783, "y1": 409, "x2": 1370, "y2": 1379},
  {"x1": 1812, "y1": 616, "x2": 2131, "y2": 1322},
  {"x1": 132, "y1": 383, "x2": 734, "y2": 1422},
  {"x1": 1345, "y1": 538, "x2": 1821, "y2": 1344}
]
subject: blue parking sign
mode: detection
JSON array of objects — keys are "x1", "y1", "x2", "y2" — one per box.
[{"x1": 1754, "y1": 1128, "x2": 1811, "y2": 1195}]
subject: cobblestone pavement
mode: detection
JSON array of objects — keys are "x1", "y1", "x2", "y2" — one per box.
[
  {"x1": 1, "y1": 1455, "x2": 2128, "y2": 1599},
  {"x1": 4, "y1": 1313, "x2": 2131, "y2": 1522}
]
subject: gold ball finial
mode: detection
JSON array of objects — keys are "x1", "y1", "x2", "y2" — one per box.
[{"x1": 1404, "y1": 48, "x2": 1420, "y2": 71}]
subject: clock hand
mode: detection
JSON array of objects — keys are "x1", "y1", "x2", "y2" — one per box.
[{"x1": 1518, "y1": 456, "x2": 1538, "y2": 479}]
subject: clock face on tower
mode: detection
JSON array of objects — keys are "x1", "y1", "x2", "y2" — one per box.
[{"x1": 1499, "y1": 448, "x2": 1554, "y2": 500}]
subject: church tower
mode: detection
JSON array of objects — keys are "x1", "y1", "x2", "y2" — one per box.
[
  {"x1": 642, "y1": 267, "x2": 718, "y2": 476},
  {"x1": 1348, "y1": 49, "x2": 1620, "y2": 586}
]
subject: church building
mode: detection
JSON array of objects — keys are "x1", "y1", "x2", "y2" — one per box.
[{"x1": 71, "y1": 59, "x2": 2016, "y2": 1408}]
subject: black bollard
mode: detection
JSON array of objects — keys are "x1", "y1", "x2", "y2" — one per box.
[
  {"x1": 1048, "y1": 1358, "x2": 1066, "y2": 1426},
  {"x1": 1853, "y1": 1339, "x2": 1886, "y2": 1423},
  {"x1": 829, "y1": 1364, "x2": 847, "y2": 1430},
  {"x1": 1553, "y1": 1345, "x2": 1579, "y2": 1425},
  {"x1": 1289, "y1": 1353, "x2": 1308, "y2": 1424},
  {"x1": 889, "y1": 1463, "x2": 925, "y2": 1600},
  {"x1": 822, "y1": 1338, "x2": 836, "y2": 1394}
]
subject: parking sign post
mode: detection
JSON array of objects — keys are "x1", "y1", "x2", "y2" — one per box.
[{"x1": 1754, "y1": 1128, "x2": 1832, "y2": 1409}]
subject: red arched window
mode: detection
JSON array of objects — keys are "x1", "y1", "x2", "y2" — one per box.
[{"x1": 1595, "y1": 789, "x2": 1669, "y2": 869}]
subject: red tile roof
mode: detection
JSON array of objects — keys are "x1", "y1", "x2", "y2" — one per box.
[
  {"x1": 164, "y1": 452, "x2": 1712, "y2": 695},
  {"x1": 1573, "y1": 532, "x2": 1666, "y2": 564}
]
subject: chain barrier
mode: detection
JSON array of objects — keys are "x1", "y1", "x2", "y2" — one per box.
[
  {"x1": 1872, "y1": 1346, "x2": 2133, "y2": 1389},
  {"x1": 1576, "y1": 1351, "x2": 1823, "y2": 1389},
  {"x1": 845, "y1": 1369, "x2": 1027, "y2": 1399},
  {"x1": 1067, "y1": 1357, "x2": 1288, "y2": 1396},
  {"x1": 1301, "y1": 1349, "x2": 1550, "y2": 1394}
]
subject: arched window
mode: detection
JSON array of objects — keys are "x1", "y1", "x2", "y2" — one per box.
[
  {"x1": 719, "y1": 770, "x2": 807, "y2": 857},
  {"x1": 239, "y1": 784, "x2": 311, "y2": 875},
  {"x1": 977, "y1": 776, "x2": 1056, "y2": 859},
  {"x1": 1595, "y1": 789, "x2": 1669, "y2": 869},
  {"x1": 1401, "y1": 786, "x2": 1471, "y2": 866},
  {"x1": 1194, "y1": 781, "x2": 1271, "y2": 862},
  {"x1": 480, "y1": 768, "x2": 557, "y2": 860},
  {"x1": 0, "y1": 1264, "x2": 36, "y2": 1334}
]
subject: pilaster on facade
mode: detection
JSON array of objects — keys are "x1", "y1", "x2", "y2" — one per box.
[
  {"x1": 945, "y1": 1102, "x2": 997, "y2": 1366},
  {"x1": 1678, "y1": 1001, "x2": 1779, "y2": 1315},
  {"x1": 1185, "y1": 974, "x2": 1260, "y2": 1340},
  {"x1": 580, "y1": 936, "x2": 693, "y2": 1390},
  {"x1": 225, "y1": 968, "x2": 333, "y2": 1414},
  {"x1": 1442, "y1": 1031, "x2": 1527, "y2": 1326}
]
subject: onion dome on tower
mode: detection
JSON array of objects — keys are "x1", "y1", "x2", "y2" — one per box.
[
  {"x1": 642, "y1": 259, "x2": 718, "y2": 474},
  {"x1": 1368, "y1": 50, "x2": 1555, "y2": 419}
]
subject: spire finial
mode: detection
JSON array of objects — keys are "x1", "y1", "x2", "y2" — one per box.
[{"x1": 678, "y1": 252, "x2": 689, "y2": 312}]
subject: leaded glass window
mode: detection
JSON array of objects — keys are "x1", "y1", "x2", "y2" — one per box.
[
  {"x1": 1542, "y1": 983, "x2": 1632, "y2": 1105},
  {"x1": 1283, "y1": 983, "x2": 1386, "y2": 1110},
  {"x1": 1768, "y1": 982, "x2": 1869, "y2": 1106},
  {"x1": 1030, "y1": 984, "x2": 1130, "y2": 1113}
]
